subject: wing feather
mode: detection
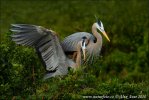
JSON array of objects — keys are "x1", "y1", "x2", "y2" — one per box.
[
  {"x1": 61, "y1": 32, "x2": 95, "y2": 52},
  {"x1": 10, "y1": 24, "x2": 73, "y2": 78}
]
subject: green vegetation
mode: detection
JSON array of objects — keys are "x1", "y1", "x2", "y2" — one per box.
[{"x1": 0, "y1": 0, "x2": 149, "y2": 99}]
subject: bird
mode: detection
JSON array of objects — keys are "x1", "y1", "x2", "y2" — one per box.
[
  {"x1": 61, "y1": 19, "x2": 110, "y2": 64},
  {"x1": 10, "y1": 24, "x2": 87, "y2": 79},
  {"x1": 10, "y1": 18, "x2": 110, "y2": 79}
]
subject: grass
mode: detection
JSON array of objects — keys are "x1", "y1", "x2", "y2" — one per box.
[{"x1": 0, "y1": 0, "x2": 149, "y2": 99}]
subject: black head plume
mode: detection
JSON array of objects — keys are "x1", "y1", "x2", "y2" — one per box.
[
  {"x1": 81, "y1": 36, "x2": 88, "y2": 46},
  {"x1": 94, "y1": 15, "x2": 101, "y2": 27},
  {"x1": 82, "y1": 36, "x2": 87, "y2": 40}
]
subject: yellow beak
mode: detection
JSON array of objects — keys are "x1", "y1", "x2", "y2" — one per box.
[
  {"x1": 102, "y1": 31, "x2": 110, "y2": 42},
  {"x1": 82, "y1": 48, "x2": 86, "y2": 61}
]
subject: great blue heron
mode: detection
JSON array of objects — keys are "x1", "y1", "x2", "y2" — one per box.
[
  {"x1": 61, "y1": 20, "x2": 110, "y2": 64},
  {"x1": 10, "y1": 20, "x2": 110, "y2": 79}
]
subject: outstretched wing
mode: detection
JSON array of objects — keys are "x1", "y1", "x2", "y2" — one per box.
[{"x1": 10, "y1": 24, "x2": 72, "y2": 78}]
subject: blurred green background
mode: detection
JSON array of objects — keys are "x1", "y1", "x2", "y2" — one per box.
[{"x1": 0, "y1": 0, "x2": 149, "y2": 99}]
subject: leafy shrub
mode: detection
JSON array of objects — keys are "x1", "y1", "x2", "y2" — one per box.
[{"x1": 0, "y1": 0, "x2": 149, "y2": 99}]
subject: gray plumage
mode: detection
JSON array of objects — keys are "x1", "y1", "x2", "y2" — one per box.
[
  {"x1": 61, "y1": 21, "x2": 110, "y2": 64},
  {"x1": 10, "y1": 20, "x2": 110, "y2": 79},
  {"x1": 61, "y1": 32, "x2": 96, "y2": 52},
  {"x1": 61, "y1": 32, "x2": 101, "y2": 64},
  {"x1": 10, "y1": 24, "x2": 75, "y2": 79}
]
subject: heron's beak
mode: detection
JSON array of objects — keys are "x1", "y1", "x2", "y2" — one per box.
[
  {"x1": 82, "y1": 48, "x2": 86, "y2": 61},
  {"x1": 102, "y1": 31, "x2": 110, "y2": 42}
]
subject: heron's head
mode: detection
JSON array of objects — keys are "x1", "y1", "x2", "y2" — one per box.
[
  {"x1": 95, "y1": 20, "x2": 110, "y2": 42},
  {"x1": 81, "y1": 36, "x2": 88, "y2": 61}
]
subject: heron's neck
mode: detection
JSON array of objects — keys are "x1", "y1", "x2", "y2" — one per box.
[
  {"x1": 91, "y1": 23, "x2": 102, "y2": 52},
  {"x1": 92, "y1": 23, "x2": 101, "y2": 41}
]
